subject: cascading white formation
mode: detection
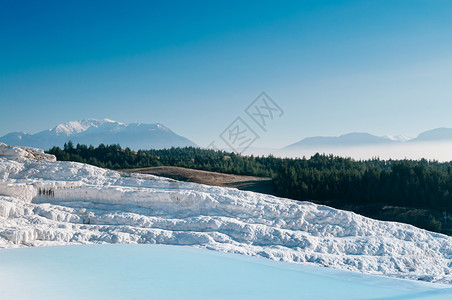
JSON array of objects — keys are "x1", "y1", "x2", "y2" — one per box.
[{"x1": 1, "y1": 142, "x2": 452, "y2": 284}]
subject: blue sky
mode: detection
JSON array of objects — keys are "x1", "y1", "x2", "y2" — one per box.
[{"x1": 1, "y1": 0, "x2": 452, "y2": 148}]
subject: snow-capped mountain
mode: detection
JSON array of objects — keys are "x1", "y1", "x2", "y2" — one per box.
[
  {"x1": 0, "y1": 119, "x2": 197, "y2": 150},
  {"x1": 1, "y1": 142, "x2": 452, "y2": 284},
  {"x1": 384, "y1": 135, "x2": 412, "y2": 143}
]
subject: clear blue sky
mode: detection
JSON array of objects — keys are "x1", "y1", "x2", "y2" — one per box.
[{"x1": 1, "y1": 0, "x2": 452, "y2": 148}]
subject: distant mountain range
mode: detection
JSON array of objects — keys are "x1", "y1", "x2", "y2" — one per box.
[
  {"x1": 0, "y1": 119, "x2": 197, "y2": 150},
  {"x1": 4, "y1": 120, "x2": 452, "y2": 153},
  {"x1": 284, "y1": 128, "x2": 452, "y2": 149}
]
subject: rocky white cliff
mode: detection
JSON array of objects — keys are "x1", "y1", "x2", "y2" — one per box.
[{"x1": 0, "y1": 143, "x2": 452, "y2": 284}]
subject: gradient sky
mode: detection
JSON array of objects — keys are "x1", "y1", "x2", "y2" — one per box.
[{"x1": 1, "y1": 0, "x2": 452, "y2": 148}]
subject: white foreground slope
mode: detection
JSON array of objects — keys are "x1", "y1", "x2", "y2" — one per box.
[{"x1": 1, "y1": 143, "x2": 452, "y2": 284}]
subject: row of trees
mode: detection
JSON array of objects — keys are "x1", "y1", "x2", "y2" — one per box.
[
  {"x1": 49, "y1": 142, "x2": 281, "y2": 177},
  {"x1": 48, "y1": 142, "x2": 452, "y2": 233},
  {"x1": 274, "y1": 155, "x2": 452, "y2": 210}
]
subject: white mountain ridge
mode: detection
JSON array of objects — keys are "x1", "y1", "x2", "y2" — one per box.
[
  {"x1": 0, "y1": 119, "x2": 196, "y2": 150},
  {"x1": 52, "y1": 119, "x2": 124, "y2": 135},
  {"x1": 383, "y1": 135, "x2": 412, "y2": 143},
  {"x1": 1, "y1": 142, "x2": 452, "y2": 284}
]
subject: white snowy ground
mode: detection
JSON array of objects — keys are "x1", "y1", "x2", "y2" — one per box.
[{"x1": 1, "y1": 142, "x2": 452, "y2": 284}]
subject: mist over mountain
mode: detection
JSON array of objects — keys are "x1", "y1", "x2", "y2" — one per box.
[
  {"x1": 0, "y1": 119, "x2": 197, "y2": 150},
  {"x1": 411, "y1": 128, "x2": 452, "y2": 142},
  {"x1": 285, "y1": 133, "x2": 400, "y2": 149},
  {"x1": 274, "y1": 128, "x2": 452, "y2": 161},
  {"x1": 284, "y1": 128, "x2": 452, "y2": 149}
]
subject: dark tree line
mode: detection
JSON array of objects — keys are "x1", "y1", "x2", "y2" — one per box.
[
  {"x1": 274, "y1": 154, "x2": 452, "y2": 211},
  {"x1": 273, "y1": 154, "x2": 451, "y2": 232},
  {"x1": 48, "y1": 142, "x2": 452, "y2": 233},
  {"x1": 48, "y1": 141, "x2": 281, "y2": 177}
]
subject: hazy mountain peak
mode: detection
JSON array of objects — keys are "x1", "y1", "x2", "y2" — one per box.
[
  {"x1": 285, "y1": 132, "x2": 398, "y2": 149},
  {"x1": 415, "y1": 127, "x2": 452, "y2": 141},
  {"x1": 284, "y1": 128, "x2": 452, "y2": 152}
]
